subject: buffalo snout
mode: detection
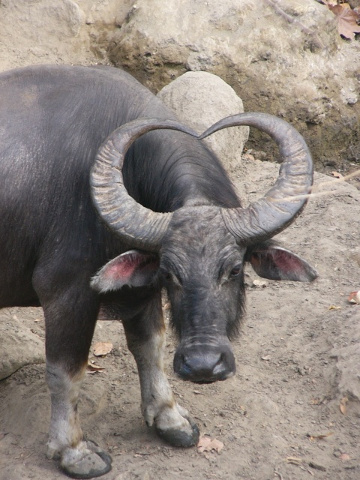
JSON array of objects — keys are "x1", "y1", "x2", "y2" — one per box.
[{"x1": 174, "y1": 341, "x2": 235, "y2": 383}]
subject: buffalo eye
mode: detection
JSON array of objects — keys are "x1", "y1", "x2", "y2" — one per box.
[
  {"x1": 161, "y1": 270, "x2": 172, "y2": 282},
  {"x1": 160, "y1": 268, "x2": 182, "y2": 287},
  {"x1": 230, "y1": 264, "x2": 242, "y2": 278}
]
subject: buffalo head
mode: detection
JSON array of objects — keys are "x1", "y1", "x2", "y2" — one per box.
[{"x1": 90, "y1": 114, "x2": 317, "y2": 383}]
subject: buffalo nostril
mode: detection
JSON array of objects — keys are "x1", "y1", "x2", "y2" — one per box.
[
  {"x1": 174, "y1": 349, "x2": 235, "y2": 383},
  {"x1": 213, "y1": 353, "x2": 227, "y2": 375},
  {"x1": 177, "y1": 354, "x2": 192, "y2": 376}
]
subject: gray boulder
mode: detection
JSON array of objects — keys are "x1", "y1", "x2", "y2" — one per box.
[
  {"x1": 158, "y1": 72, "x2": 249, "y2": 176},
  {"x1": 0, "y1": 315, "x2": 44, "y2": 380}
]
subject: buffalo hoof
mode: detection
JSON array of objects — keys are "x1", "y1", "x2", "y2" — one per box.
[
  {"x1": 155, "y1": 415, "x2": 200, "y2": 448},
  {"x1": 60, "y1": 440, "x2": 112, "y2": 479}
]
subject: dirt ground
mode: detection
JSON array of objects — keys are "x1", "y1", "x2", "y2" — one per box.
[{"x1": 0, "y1": 156, "x2": 359, "y2": 480}]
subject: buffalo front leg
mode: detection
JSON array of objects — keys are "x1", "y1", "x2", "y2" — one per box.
[
  {"x1": 122, "y1": 294, "x2": 200, "y2": 447},
  {"x1": 41, "y1": 287, "x2": 112, "y2": 478},
  {"x1": 46, "y1": 363, "x2": 112, "y2": 478}
]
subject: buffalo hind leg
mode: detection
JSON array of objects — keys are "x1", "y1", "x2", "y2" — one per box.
[
  {"x1": 40, "y1": 286, "x2": 112, "y2": 478},
  {"x1": 122, "y1": 293, "x2": 200, "y2": 447}
]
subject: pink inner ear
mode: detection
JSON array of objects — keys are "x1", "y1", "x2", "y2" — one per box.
[
  {"x1": 104, "y1": 251, "x2": 159, "y2": 283},
  {"x1": 103, "y1": 252, "x2": 146, "y2": 282},
  {"x1": 92, "y1": 250, "x2": 159, "y2": 292},
  {"x1": 250, "y1": 246, "x2": 317, "y2": 282},
  {"x1": 106, "y1": 259, "x2": 137, "y2": 281},
  {"x1": 272, "y1": 250, "x2": 302, "y2": 273}
]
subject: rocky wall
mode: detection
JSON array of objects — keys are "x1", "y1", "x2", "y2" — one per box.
[{"x1": 0, "y1": 0, "x2": 359, "y2": 170}]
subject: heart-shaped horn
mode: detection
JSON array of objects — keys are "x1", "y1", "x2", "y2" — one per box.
[
  {"x1": 91, "y1": 118, "x2": 199, "y2": 252},
  {"x1": 199, "y1": 113, "x2": 313, "y2": 245}
]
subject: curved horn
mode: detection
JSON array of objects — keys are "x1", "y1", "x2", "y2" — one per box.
[
  {"x1": 91, "y1": 118, "x2": 199, "y2": 252},
  {"x1": 199, "y1": 113, "x2": 314, "y2": 245}
]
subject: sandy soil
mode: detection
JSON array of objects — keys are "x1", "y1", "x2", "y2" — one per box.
[{"x1": 1, "y1": 157, "x2": 359, "y2": 480}]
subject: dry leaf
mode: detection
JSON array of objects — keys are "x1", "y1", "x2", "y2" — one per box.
[
  {"x1": 340, "y1": 453, "x2": 351, "y2": 462},
  {"x1": 328, "y1": 305, "x2": 341, "y2": 310},
  {"x1": 286, "y1": 457, "x2": 303, "y2": 466},
  {"x1": 197, "y1": 436, "x2": 212, "y2": 452},
  {"x1": 331, "y1": 171, "x2": 344, "y2": 180},
  {"x1": 87, "y1": 361, "x2": 105, "y2": 374},
  {"x1": 253, "y1": 279, "x2": 267, "y2": 288},
  {"x1": 328, "y1": 3, "x2": 360, "y2": 40},
  {"x1": 308, "y1": 461, "x2": 326, "y2": 472},
  {"x1": 348, "y1": 291, "x2": 360, "y2": 304},
  {"x1": 340, "y1": 396, "x2": 348, "y2": 415},
  {"x1": 209, "y1": 438, "x2": 224, "y2": 453},
  {"x1": 93, "y1": 342, "x2": 113, "y2": 357},
  {"x1": 307, "y1": 431, "x2": 333, "y2": 441},
  {"x1": 261, "y1": 355, "x2": 271, "y2": 361},
  {"x1": 242, "y1": 153, "x2": 255, "y2": 162},
  {"x1": 197, "y1": 436, "x2": 224, "y2": 454}
]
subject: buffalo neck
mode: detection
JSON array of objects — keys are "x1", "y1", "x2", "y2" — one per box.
[{"x1": 122, "y1": 129, "x2": 242, "y2": 213}]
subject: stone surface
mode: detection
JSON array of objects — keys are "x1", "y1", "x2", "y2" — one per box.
[
  {"x1": 0, "y1": 0, "x2": 359, "y2": 169},
  {"x1": 158, "y1": 72, "x2": 249, "y2": 175},
  {"x1": 97, "y1": 0, "x2": 360, "y2": 169},
  {"x1": 0, "y1": 0, "x2": 91, "y2": 70},
  {"x1": 0, "y1": 314, "x2": 44, "y2": 380}
]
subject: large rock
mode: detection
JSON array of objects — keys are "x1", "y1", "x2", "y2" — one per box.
[
  {"x1": 0, "y1": 0, "x2": 91, "y2": 70},
  {"x1": 0, "y1": 0, "x2": 359, "y2": 170},
  {"x1": 0, "y1": 314, "x2": 45, "y2": 380},
  {"x1": 99, "y1": 0, "x2": 360, "y2": 170},
  {"x1": 158, "y1": 72, "x2": 249, "y2": 175}
]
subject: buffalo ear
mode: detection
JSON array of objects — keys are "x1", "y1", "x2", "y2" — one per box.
[
  {"x1": 247, "y1": 245, "x2": 318, "y2": 282},
  {"x1": 91, "y1": 250, "x2": 159, "y2": 293}
]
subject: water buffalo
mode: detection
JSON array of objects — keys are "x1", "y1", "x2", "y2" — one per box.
[{"x1": 0, "y1": 64, "x2": 317, "y2": 478}]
